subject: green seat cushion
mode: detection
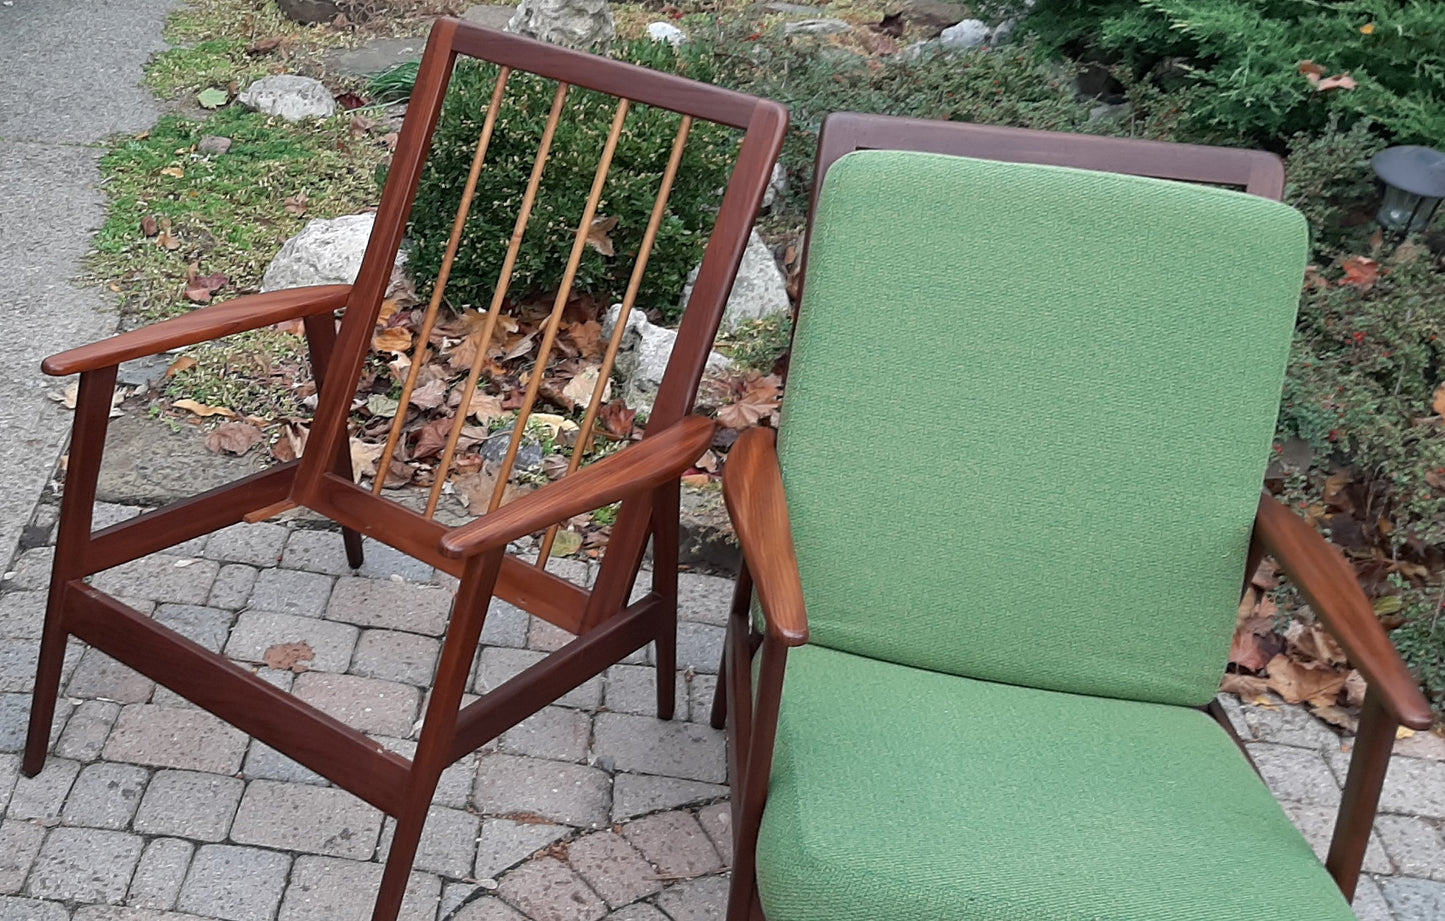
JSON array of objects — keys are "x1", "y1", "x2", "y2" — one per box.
[
  {"x1": 757, "y1": 644, "x2": 1354, "y2": 921},
  {"x1": 779, "y1": 150, "x2": 1308, "y2": 707}
]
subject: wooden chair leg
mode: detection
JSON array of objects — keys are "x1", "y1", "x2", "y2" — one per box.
[
  {"x1": 651, "y1": 483, "x2": 680, "y2": 721},
  {"x1": 23, "y1": 591, "x2": 69, "y2": 776},
  {"x1": 372, "y1": 791, "x2": 433, "y2": 921},
  {"x1": 343, "y1": 527, "x2": 365, "y2": 570}
]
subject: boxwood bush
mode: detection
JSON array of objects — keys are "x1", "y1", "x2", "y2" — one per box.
[{"x1": 407, "y1": 39, "x2": 737, "y2": 320}]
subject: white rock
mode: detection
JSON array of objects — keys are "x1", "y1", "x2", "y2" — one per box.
[
  {"x1": 261, "y1": 213, "x2": 408, "y2": 295},
  {"x1": 761, "y1": 163, "x2": 787, "y2": 211},
  {"x1": 507, "y1": 0, "x2": 614, "y2": 51},
  {"x1": 603, "y1": 305, "x2": 730, "y2": 413},
  {"x1": 681, "y1": 229, "x2": 790, "y2": 332},
  {"x1": 237, "y1": 74, "x2": 337, "y2": 122},
  {"x1": 939, "y1": 19, "x2": 991, "y2": 50},
  {"x1": 783, "y1": 18, "x2": 851, "y2": 36},
  {"x1": 899, "y1": 39, "x2": 941, "y2": 62},
  {"x1": 991, "y1": 18, "x2": 1017, "y2": 44},
  {"x1": 646, "y1": 21, "x2": 687, "y2": 45}
]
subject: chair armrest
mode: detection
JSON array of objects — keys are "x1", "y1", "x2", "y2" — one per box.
[
  {"x1": 1254, "y1": 491, "x2": 1434, "y2": 729},
  {"x1": 439, "y1": 415, "x2": 716, "y2": 559},
  {"x1": 42, "y1": 285, "x2": 354, "y2": 376},
  {"x1": 722, "y1": 427, "x2": 808, "y2": 646}
]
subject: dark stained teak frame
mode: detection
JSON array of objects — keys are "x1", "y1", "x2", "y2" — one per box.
[
  {"x1": 715, "y1": 112, "x2": 1434, "y2": 921},
  {"x1": 26, "y1": 19, "x2": 785, "y2": 921}
]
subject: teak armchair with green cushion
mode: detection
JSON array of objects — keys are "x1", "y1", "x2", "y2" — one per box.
[{"x1": 714, "y1": 112, "x2": 1434, "y2": 921}]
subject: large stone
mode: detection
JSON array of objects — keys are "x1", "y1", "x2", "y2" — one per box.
[
  {"x1": 680, "y1": 229, "x2": 790, "y2": 332},
  {"x1": 602, "y1": 305, "x2": 730, "y2": 414},
  {"x1": 260, "y1": 213, "x2": 408, "y2": 295},
  {"x1": 506, "y1": 0, "x2": 615, "y2": 51},
  {"x1": 238, "y1": 74, "x2": 337, "y2": 122},
  {"x1": 276, "y1": 0, "x2": 341, "y2": 25},
  {"x1": 939, "y1": 19, "x2": 991, "y2": 50},
  {"x1": 783, "y1": 18, "x2": 850, "y2": 36}
]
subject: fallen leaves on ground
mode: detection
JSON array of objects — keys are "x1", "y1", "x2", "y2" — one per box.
[
  {"x1": 205, "y1": 421, "x2": 263, "y2": 455},
  {"x1": 263, "y1": 642, "x2": 315, "y2": 673}
]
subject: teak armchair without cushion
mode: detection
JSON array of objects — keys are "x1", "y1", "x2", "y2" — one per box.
[
  {"x1": 715, "y1": 112, "x2": 1434, "y2": 921},
  {"x1": 25, "y1": 19, "x2": 785, "y2": 921}
]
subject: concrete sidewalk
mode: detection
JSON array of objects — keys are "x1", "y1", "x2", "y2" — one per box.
[{"x1": 0, "y1": 0, "x2": 178, "y2": 570}]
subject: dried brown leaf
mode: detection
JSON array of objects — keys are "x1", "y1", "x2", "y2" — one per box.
[
  {"x1": 205, "y1": 421, "x2": 263, "y2": 455},
  {"x1": 263, "y1": 642, "x2": 314, "y2": 673}
]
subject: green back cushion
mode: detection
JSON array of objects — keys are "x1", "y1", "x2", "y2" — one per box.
[{"x1": 780, "y1": 150, "x2": 1307, "y2": 706}]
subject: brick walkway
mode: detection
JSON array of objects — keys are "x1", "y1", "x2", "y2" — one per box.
[{"x1": 1, "y1": 501, "x2": 1443, "y2": 920}]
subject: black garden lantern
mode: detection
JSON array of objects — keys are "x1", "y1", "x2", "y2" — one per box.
[{"x1": 1371, "y1": 145, "x2": 1445, "y2": 234}]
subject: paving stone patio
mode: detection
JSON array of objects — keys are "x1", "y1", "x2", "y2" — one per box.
[{"x1": 0, "y1": 502, "x2": 1442, "y2": 920}]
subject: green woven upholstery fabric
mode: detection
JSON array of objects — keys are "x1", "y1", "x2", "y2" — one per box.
[
  {"x1": 756, "y1": 644, "x2": 1355, "y2": 921},
  {"x1": 779, "y1": 150, "x2": 1308, "y2": 706}
]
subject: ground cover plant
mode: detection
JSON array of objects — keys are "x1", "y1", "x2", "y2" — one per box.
[{"x1": 87, "y1": 0, "x2": 1445, "y2": 722}]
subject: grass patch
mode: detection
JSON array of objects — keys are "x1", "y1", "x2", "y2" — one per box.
[
  {"x1": 90, "y1": 105, "x2": 389, "y2": 321},
  {"x1": 161, "y1": 328, "x2": 314, "y2": 420}
]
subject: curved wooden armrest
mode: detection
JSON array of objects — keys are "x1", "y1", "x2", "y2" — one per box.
[
  {"x1": 42, "y1": 285, "x2": 355, "y2": 376},
  {"x1": 722, "y1": 427, "x2": 808, "y2": 646},
  {"x1": 1254, "y1": 492, "x2": 1434, "y2": 729},
  {"x1": 440, "y1": 415, "x2": 716, "y2": 559}
]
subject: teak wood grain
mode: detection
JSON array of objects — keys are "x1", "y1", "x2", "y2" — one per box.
[
  {"x1": 24, "y1": 19, "x2": 786, "y2": 921},
  {"x1": 717, "y1": 112, "x2": 1421, "y2": 921}
]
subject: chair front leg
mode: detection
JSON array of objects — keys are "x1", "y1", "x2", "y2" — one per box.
[
  {"x1": 651, "y1": 481, "x2": 681, "y2": 720},
  {"x1": 302, "y1": 312, "x2": 365, "y2": 569},
  {"x1": 25, "y1": 365, "x2": 118, "y2": 776},
  {"x1": 1326, "y1": 686, "x2": 1397, "y2": 899}
]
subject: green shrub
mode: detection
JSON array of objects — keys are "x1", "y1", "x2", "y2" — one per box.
[
  {"x1": 1024, "y1": 0, "x2": 1445, "y2": 147},
  {"x1": 1283, "y1": 118, "x2": 1385, "y2": 255},
  {"x1": 407, "y1": 39, "x2": 737, "y2": 320}
]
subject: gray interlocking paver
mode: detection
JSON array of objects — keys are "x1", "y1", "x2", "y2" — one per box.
[
  {"x1": 292, "y1": 671, "x2": 420, "y2": 736},
  {"x1": 677, "y1": 573, "x2": 732, "y2": 627},
  {"x1": 593, "y1": 713, "x2": 726, "y2": 784},
  {"x1": 687, "y1": 675, "x2": 717, "y2": 725},
  {"x1": 152, "y1": 604, "x2": 235, "y2": 653},
  {"x1": 351, "y1": 629, "x2": 440, "y2": 686},
  {"x1": 0, "y1": 592, "x2": 44, "y2": 640},
  {"x1": 0, "y1": 754, "x2": 16, "y2": 812},
  {"x1": 621, "y1": 811, "x2": 721, "y2": 878},
  {"x1": 0, "y1": 818, "x2": 45, "y2": 894},
  {"x1": 1248, "y1": 742, "x2": 1341, "y2": 807},
  {"x1": 224, "y1": 610, "x2": 359, "y2": 674},
  {"x1": 9, "y1": 757, "x2": 79, "y2": 821},
  {"x1": 610, "y1": 774, "x2": 726, "y2": 824},
  {"x1": 1374, "y1": 815, "x2": 1445, "y2": 881},
  {"x1": 1354, "y1": 875, "x2": 1395, "y2": 921},
  {"x1": 0, "y1": 895, "x2": 68, "y2": 921},
  {"x1": 674, "y1": 623, "x2": 724, "y2": 675},
  {"x1": 1278, "y1": 801, "x2": 1392, "y2": 874},
  {"x1": 474, "y1": 647, "x2": 601, "y2": 710},
  {"x1": 232, "y1": 780, "x2": 382, "y2": 859},
  {"x1": 604, "y1": 665, "x2": 686, "y2": 719},
  {"x1": 278, "y1": 855, "x2": 441, "y2": 921},
  {"x1": 240, "y1": 741, "x2": 327, "y2": 787},
  {"x1": 527, "y1": 619, "x2": 576, "y2": 654},
  {"x1": 177, "y1": 844, "x2": 290, "y2": 921},
  {"x1": 133, "y1": 770, "x2": 243, "y2": 842},
  {"x1": 102, "y1": 706, "x2": 246, "y2": 774},
  {"x1": 0, "y1": 693, "x2": 72, "y2": 755},
  {"x1": 480, "y1": 600, "x2": 532, "y2": 649},
  {"x1": 500, "y1": 706, "x2": 592, "y2": 763},
  {"x1": 126, "y1": 837, "x2": 192, "y2": 910},
  {"x1": 410, "y1": 805, "x2": 481, "y2": 879},
  {"x1": 248, "y1": 568, "x2": 335, "y2": 618},
  {"x1": 207, "y1": 565, "x2": 259, "y2": 611},
  {"x1": 327, "y1": 577, "x2": 452, "y2": 635},
  {"x1": 1380, "y1": 756, "x2": 1445, "y2": 820},
  {"x1": 695, "y1": 803, "x2": 732, "y2": 866},
  {"x1": 65, "y1": 650, "x2": 154, "y2": 705},
  {"x1": 60, "y1": 762, "x2": 149, "y2": 830},
  {"x1": 567, "y1": 830, "x2": 662, "y2": 908},
  {"x1": 5, "y1": 548, "x2": 54, "y2": 592},
  {"x1": 27, "y1": 827, "x2": 144, "y2": 904},
  {"x1": 474, "y1": 818, "x2": 570, "y2": 880},
  {"x1": 54, "y1": 702, "x2": 120, "y2": 764},
  {"x1": 89, "y1": 556, "x2": 219, "y2": 607},
  {"x1": 496, "y1": 857, "x2": 606, "y2": 921},
  {"x1": 453, "y1": 896, "x2": 528, "y2": 920},
  {"x1": 1379, "y1": 875, "x2": 1445, "y2": 920},
  {"x1": 654, "y1": 874, "x2": 728, "y2": 921},
  {"x1": 605, "y1": 904, "x2": 669, "y2": 921},
  {"x1": 202, "y1": 522, "x2": 288, "y2": 568},
  {"x1": 1239, "y1": 697, "x2": 1340, "y2": 749},
  {"x1": 474, "y1": 754, "x2": 611, "y2": 829},
  {"x1": 0, "y1": 639, "x2": 40, "y2": 693}
]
